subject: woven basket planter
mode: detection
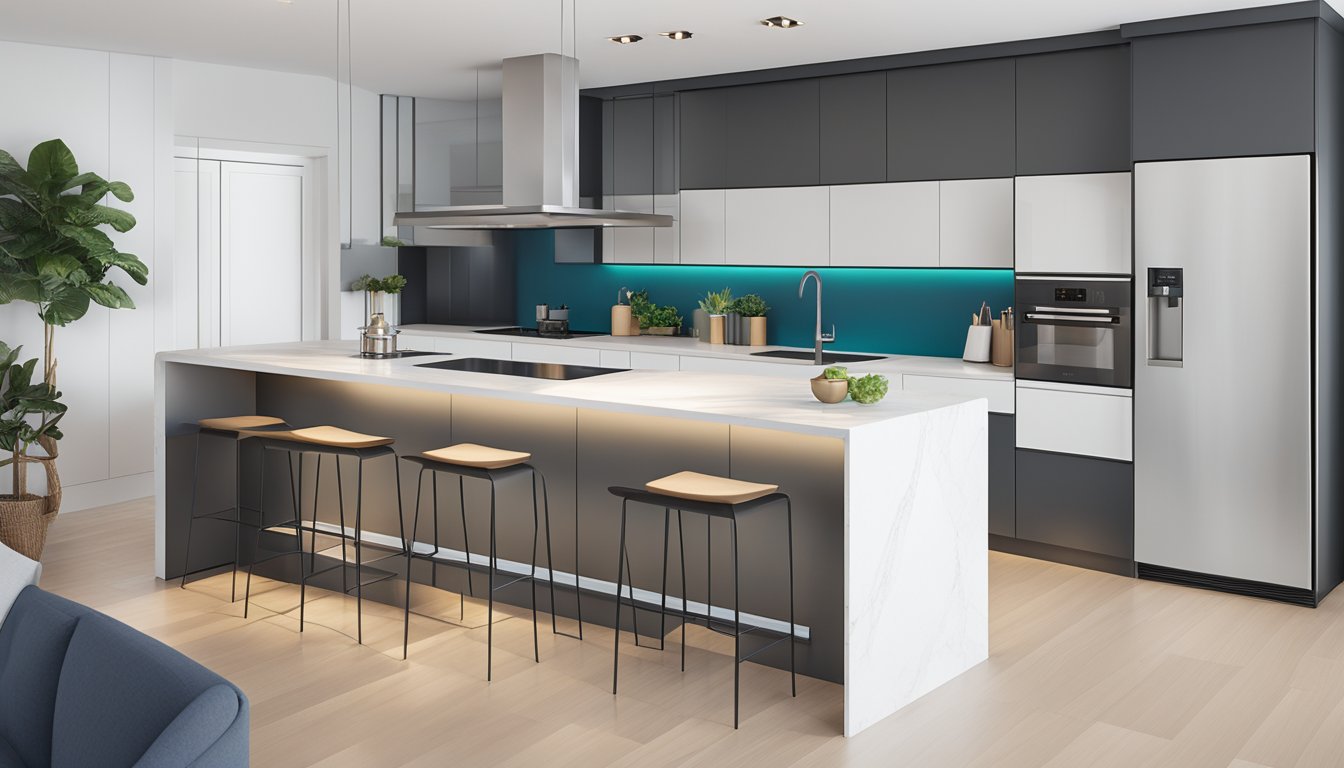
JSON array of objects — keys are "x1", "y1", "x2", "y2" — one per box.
[{"x1": 0, "y1": 455, "x2": 60, "y2": 560}]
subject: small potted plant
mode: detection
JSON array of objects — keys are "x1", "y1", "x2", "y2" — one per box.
[
  {"x1": 698, "y1": 288, "x2": 733, "y2": 345},
  {"x1": 0, "y1": 343, "x2": 66, "y2": 559},
  {"x1": 848, "y1": 373, "x2": 890, "y2": 405},
  {"x1": 811, "y1": 365, "x2": 850, "y2": 404},
  {"x1": 731, "y1": 294, "x2": 769, "y2": 346},
  {"x1": 629, "y1": 290, "x2": 682, "y2": 335}
]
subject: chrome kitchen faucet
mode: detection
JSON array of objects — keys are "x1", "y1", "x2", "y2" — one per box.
[{"x1": 797, "y1": 270, "x2": 836, "y2": 365}]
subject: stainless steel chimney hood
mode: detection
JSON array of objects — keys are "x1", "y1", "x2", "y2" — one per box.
[{"x1": 394, "y1": 54, "x2": 671, "y2": 230}]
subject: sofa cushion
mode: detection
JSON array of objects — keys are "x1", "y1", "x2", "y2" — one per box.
[
  {"x1": 132, "y1": 684, "x2": 241, "y2": 768},
  {"x1": 0, "y1": 733, "x2": 27, "y2": 768},
  {"x1": 51, "y1": 611, "x2": 234, "y2": 768},
  {"x1": 0, "y1": 586, "x2": 85, "y2": 768},
  {"x1": 0, "y1": 540, "x2": 42, "y2": 627}
]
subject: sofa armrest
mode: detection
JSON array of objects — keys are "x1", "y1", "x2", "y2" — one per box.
[{"x1": 133, "y1": 683, "x2": 248, "y2": 768}]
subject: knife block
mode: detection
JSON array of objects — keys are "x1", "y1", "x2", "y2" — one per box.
[{"x1": 990, "y1": 319, "x2": 1014, "y2": 367}]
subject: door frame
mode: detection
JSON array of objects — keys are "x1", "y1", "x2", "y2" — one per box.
[{"x1": 175, "y1": 140, "x2": 329, "y2": 343}]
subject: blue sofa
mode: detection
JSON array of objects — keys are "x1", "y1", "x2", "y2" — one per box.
[{"x1": 0, "y1": 585, "x2": 249, "y2": 767}]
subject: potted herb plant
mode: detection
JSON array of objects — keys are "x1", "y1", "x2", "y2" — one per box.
[
  {"x1": 0, "y1": 139, "x2": 147, "y2": 557},
  {"x1": 698, "y1": 288, "x2": 733, "y2": 345},
  {"x1": 629, "y1": 290, "x2": 683, "y2": 335},
  {"x1": 0, "y1": 343, "x2": 66, "y2": 559},
  {"x1": 811, "y1": 365, "x2": 850, "y2": 404},
  {"x1": 351, "y1": 273, "x2": 407, "y2": 327},
  {"x1": 731, "y1": 294, "x2": 769, "y2": 346}
]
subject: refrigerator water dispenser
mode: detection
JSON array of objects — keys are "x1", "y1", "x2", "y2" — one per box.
[{"x1": 1147, "y1": 267, "x2": 1183, "y2": 365}]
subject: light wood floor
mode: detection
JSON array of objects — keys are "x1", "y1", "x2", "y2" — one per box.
[{"x1": 37, "y1": 498, "x2": 1344, "y2": 767}]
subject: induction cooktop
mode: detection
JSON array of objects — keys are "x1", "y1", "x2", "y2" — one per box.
[{"x1": 415, "y1": 357, "x2": 624, "y2": 381}]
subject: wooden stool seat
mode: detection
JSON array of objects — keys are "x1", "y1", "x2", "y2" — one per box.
[
  {"x1": 645, "y1": 471, "x2": 779, "y2": 505},
  {"x1": 198, "y1": 415, "x2": 286, "y2": 433},
  {"x1": 421, "y1": 443, "x2": 531, "y2": 469},
  {"x1": 252, "y1": 425, "x2": 395, "y2": 449}
]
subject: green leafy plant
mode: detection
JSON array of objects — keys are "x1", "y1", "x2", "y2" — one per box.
[
  {"x1": 380, "y1": 235, "x2": 407, "y2": 247},
  {"x1": 0, "y1": 343, "x2": 65, "y2": 498},
  {"x1": 698, "y1": 288, "x2": 733, "y2": 316},
  {"x1": 0, "y1": 139, "x2": 144, "y2": 504},
  {"x1": 848, "y1": 374, "x2": 890, "y2": 405},
  {"x1": 823, "y1": 366, "x2": 849, "y2": 380},
  {"x1": 730, "y1": 293, "x2": 769, "y2": 317},
  {"x1": 351, "y1": 273, "x2": 407, "y2": 294},
  {"x1": 628, "y1": 289, "x2": 682, "y2": 329}
]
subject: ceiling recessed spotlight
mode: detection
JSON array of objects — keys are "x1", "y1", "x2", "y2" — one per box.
[
  {"x1": 659, "y1": 30, "x2": 693, "y2": 41},
  {"x1": 761, "y1": 16, "x2": 802, "y2": 29},
  {"x1": 609, "y1": 34, "x2": 644, "y2": 44}
]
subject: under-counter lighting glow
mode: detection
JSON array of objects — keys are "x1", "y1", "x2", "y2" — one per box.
[
  {"x1": 761, "y1": 16, "x2": 803, "y2": 29},
  {"x1": 609, "y1": 34, "x2": 643, "y2": 44},
  {"x1": 660, "y1": 30, "x2": 694, "y2": 41}
]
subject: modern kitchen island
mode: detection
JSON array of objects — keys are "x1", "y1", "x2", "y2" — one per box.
[{"x1": 154, "y1": 341, "x2": 988, "y2": 736}]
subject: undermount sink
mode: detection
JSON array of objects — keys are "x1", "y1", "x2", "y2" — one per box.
[{"x1": 750, "y1": 350, "x2": 886, "y2": 364}]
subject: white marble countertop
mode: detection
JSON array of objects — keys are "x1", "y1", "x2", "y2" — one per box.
[
  {"x1": 157, "y1": 341, "x2": 984, "y2": 439},
  {"x1": 398, "y1": 323, "x2": 1014, "y2": 382}
]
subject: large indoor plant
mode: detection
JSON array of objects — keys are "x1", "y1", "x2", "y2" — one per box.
[
  {"x1": 0, "y1": 343, "x2": 66, "y2": 558},
  {"x1": 0, "y1": 139, "x2": 146, "y2": 555}
]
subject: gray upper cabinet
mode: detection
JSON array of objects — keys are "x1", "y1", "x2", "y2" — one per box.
[
  {"x1": 678, "y1": 88, "x2": 730, "y2": 190},
  {"x1": 725, "y1": 79, "x2": 821, "y2": 188},
  {"x1": 680, "y1": 80, "x2": 819, "y2": 189},
  {"x1": 819, "y1": 72, "x2": 887, "y2": 185},
  {"x1": 887, "y1": 59, "x2": 1016, "y2": 181},
  {"x1": 607, "y1": 94, "x2": 676, "y2": 196},
  {"x1": 1132, "y1": 20, "x2": 1315, "y2": 161},
  {"x1": 1016, "y1": 46, "x2": 1131, "y2": 175}
]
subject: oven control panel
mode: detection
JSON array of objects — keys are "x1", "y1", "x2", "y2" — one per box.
[{"x1": 1054, "y1": 287, "x2": 1089, "y2": 302}]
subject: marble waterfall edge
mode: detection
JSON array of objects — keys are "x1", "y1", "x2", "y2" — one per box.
[{"x1": 843, "y1": 397, "x2": 989, "y2": 736}]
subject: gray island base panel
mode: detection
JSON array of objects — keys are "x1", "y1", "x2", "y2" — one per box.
[{"x1": 153, "y1": 341, "x2": 987, "y2": 737}]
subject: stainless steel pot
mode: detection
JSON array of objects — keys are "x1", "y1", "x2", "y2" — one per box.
[{"x1": 360, "y1": 329, "x2": 400, "y2": 356}]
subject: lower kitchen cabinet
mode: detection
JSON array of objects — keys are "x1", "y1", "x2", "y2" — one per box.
[
  {"x1": 989, "y1": 414, "x2": 1015, "y2": 538},
  {"x1": 1015, "y1": 449, "x2": 1134, "y2": 562}
]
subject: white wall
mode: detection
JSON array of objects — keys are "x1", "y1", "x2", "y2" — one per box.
[{"x1": 0, "y1": 40, "x2": 381, "y2": 512}]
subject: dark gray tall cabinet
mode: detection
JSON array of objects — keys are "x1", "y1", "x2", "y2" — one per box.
[
  {"x1": 1015, "y1": 45, "x2": 1131, "y2": 175},
  {"x1": 886, "y1": 58, "x2": 1016, "y2": 181}
]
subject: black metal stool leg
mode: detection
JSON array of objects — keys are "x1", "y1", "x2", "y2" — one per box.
[
  {"x1": 230, "y1": 440, "x2": 243, "y2": 602},
  {"x1": 431, "y1": 471, "x2": 440, "y2": 589},
  {"x1": 732, "y1": 516, "x2": 741, "y2": 729},
  {"x1": 678, "y1": 509, "x2": 687, "y2": 672},
  {"x1": 530, "y1": 470, "x2": 540, "y2": 663},
  {"x1": 487, "y1": 478, "x2": 497, "y2": 681},
  {"x1": 297, "y1": 452, "x2": 308, "y2": 632},
  {"x1": 659, "y1": 507, "x2": 670, "y2": 646},
  {"x1": 180, "y1": 430, "x2": 203, "y2": 590},
  {"x1": 786, "y1": 498, "x2": 796, "y2": 698},
  {"x1": 335, "y1": 455, "x2": 347, "y2": 594},
  {"x1": 458, "y1": 474, "x2": 473, "y2": 598},
  {"x1": 355, "y1": 458, "x2": 365, "y2": 645},
  {"x1": 612, "y1": 498, "x2": 629, "y2": 695},
  {"x1": 243, "y1": 445, "x2": 267, "y2": 620},
  {"x1": 404, "y1": 464, "x2": 425, "y2": 660}
]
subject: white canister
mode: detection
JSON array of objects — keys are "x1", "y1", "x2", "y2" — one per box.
[{"x1": 963, "y1": 325, "x2": 993, "y2": 363}]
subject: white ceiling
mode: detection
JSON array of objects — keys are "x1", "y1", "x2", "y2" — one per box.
[{"x1": 0, "y1": 0, "x2": 1328, "y2": 99}]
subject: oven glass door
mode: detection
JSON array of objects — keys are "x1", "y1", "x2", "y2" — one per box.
[{"x1": 1016, "y1": 279, "x2": 1132, "y2": 388}]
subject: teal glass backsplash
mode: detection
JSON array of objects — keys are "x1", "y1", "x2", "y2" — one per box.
[{"x1": 513, "y1": 230, "x2": 1015, "y2": 358}]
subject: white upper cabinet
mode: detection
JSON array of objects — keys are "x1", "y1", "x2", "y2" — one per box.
[
  {"x1": 725, "y1": 186, "x2": 830, "y2": 266},
  {"x1": 602, "y1": 195, "x2": 654, "y2": 264},
  {"x1": 829, "y1": 182, "x2": 939, "y2": 267},
  {"x1": 939, "y1": 178, "x2": 1014, "y2": 268},
  {"x1": 1015, "y1": 172, "x2": 1132, "y2": 275},
  {"x1": 653, "y1": 193, "x2": 680, "y2": 263},
  {"x1": 679, "y1": 189, "x2": 727, "y2": 264}
]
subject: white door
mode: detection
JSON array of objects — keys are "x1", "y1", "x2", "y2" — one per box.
[
  {"x1": 219, "y1": 162, "x2": 304, "y2": 346},
  {"x1": 175, "y1": 157, "x2": 307, "y2": 347}
]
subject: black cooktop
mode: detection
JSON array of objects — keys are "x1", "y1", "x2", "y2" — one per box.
[
  {"x1": 474, "y1": 326, "x2": 607, "y2": 339},
  {"x1": 415, "y1": 357, "x2": 624, "y2": 381}
]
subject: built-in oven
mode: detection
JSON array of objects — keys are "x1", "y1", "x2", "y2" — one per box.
[{"x1": 1015, "y1": 275, "x2": 1132, "y2": 389}]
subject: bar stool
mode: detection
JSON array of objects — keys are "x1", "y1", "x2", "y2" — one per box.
[
  {"x1": 400, "y1": 443, "x2": 578, "y2": 680},
  {"x1": 180, "y1": 415, "x2": 292, "y2": 599},
  {"x1": 608, "y1": 471, "x2": 796, "y2": 729},
  {"x1": 242, "y1": 426, "x2": 404, "y2": 645}
]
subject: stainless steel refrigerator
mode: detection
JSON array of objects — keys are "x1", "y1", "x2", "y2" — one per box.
[{"x1": 1134, "y1": 155, "x2": 1323, "y2": 603}]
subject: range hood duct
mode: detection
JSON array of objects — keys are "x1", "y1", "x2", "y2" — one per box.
[{"x1": 394, "y1": 54, "x2": 671, "y2": 230}]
